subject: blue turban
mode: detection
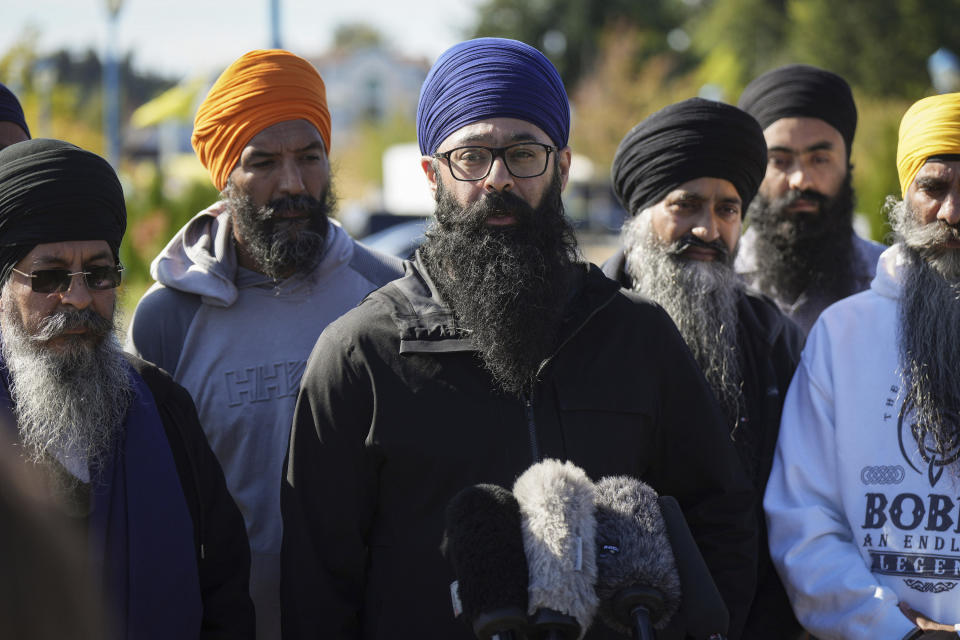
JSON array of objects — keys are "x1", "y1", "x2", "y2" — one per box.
[
  {"x1": 0, "y1": 83, "x2": 30, "y2": 139},
  {"x1": 417, "y1": 38, "x2": 570, "y2": 155}
]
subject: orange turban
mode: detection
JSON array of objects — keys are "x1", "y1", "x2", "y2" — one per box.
[{"x1": 192, "y1": 49, "x2": 332, "y2": 191}]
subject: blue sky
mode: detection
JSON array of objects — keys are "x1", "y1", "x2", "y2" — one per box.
[{"x1": 2, "y1": 0, "x2": 483, "y2": 79}]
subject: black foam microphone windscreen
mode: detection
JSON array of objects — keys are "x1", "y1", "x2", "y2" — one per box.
[
  {"x1": 593, "y1": 476, "x2": 682, "y2": 637},
  {"x1": 443, "y1": 483, "x2": 529, "y2": 640},
  {"x1": 513, "y1": 459, "x2": 599, "y2": 639},
  {"x1": 657, "y1": 495, "x2": 729, "y2": 639}
]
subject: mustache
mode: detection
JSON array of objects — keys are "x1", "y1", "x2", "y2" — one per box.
[
  {"x1": 258, "y1": 194, "x2": 325, "y2": 220},
  {"x1": 667, "y1": 234, "x2": 730, "y2": 260},
  {"x1": 453, "y1": 189, "x2": 538, "y2": 231},
  {"x1": 779, "y1": 188, "x2": 829, "y2": 211},
  {"x1": 907, "y1": 219, "x2": 960, "y2": 251},
  {"x1": 31, "y1": 307, "x2": 113, "y2": 342}
]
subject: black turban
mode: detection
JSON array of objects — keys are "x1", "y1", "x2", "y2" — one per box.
[
  {"x1": 0, "y1": 139, "x2": 126, "y2": 284},
  {"x1": 738, "y1": 64, "x2": 857, "y2": 158},
  {"x1": 611, "y1": 98, "x2": 767, "y2": 217},
  {"x1": 0, "y1": 82, "x2": 30, "y2": 139}
]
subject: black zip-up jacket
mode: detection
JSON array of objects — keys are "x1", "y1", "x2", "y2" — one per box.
[
  {"x1": 603, "y1": 250, "x2": 805, "y2": 639},
  {"x1": 281, "y1": 255, "x2": 757, "y2": 639}
]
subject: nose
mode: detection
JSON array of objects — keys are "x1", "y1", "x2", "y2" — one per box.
[
  {"x1": 690, "y1": 208, "x2": 720, "y2": 243},
  {"x1": 277, "y1": 157, "x2": 307, "y2": 196},
  {"x1": 58, "y1": 273, "x2": 93, "y2": 310},
  {"x1": 787, "y1": 161, "x2": 814, "y2": 192},
  {"x1": 937, "y1": 188, "x2": 960, "y2": 225},
  {"x1": 482, "y1": 155, "x2": 514, "y2": 194}
]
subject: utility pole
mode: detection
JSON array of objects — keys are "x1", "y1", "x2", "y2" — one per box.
[
  {"x1": 103, "y1": 0, "x2": 125, "y2": 168},
  {"x1": 270, "y1": 0, "x2": 282, "y2": 49}
]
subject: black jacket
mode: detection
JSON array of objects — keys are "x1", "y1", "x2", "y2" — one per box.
[
  {"x1": 602, "y1": 249, "x2": 805, "y2": 639},
  {"x1": 281, "y1": 255, "x2": 758, "y2": 640},
  {"x1": 128, "y1": 355, "x2": 255, "y2": 639}
]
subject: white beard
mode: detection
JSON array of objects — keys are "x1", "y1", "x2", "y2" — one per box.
[{"x1": 0, "y1": 294, "x2": 132, "y2": 479}]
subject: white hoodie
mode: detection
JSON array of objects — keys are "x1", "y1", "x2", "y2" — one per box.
[{"x1": 765, "y1": 243, "x2": 960, "y2": 638}]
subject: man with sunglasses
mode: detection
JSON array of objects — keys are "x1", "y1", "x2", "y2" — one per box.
[
  {"x1": 126, "y1": 50, "x2": 402, "y2": 640},
  {"x1": 604, "y1": 98, "x2": 805, "y2": 638},
  {"x1": 282, "y1": 38, "x2": 756, "y2": 639},
  {"x1": 0, "y1": 138, "x2": 254, "y2": 638}
]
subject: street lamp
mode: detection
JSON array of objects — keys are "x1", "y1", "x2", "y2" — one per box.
[{"x1": 103, "y1": 0, "x2": 125, "y2": 167}]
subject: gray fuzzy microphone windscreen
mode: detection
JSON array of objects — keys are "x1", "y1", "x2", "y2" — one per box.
[
  {"x1": 513, "y1": 459, "x2": 599, "y2": 638},
  {"x1": 593, "y1": 476, "x2": 682, "y2": 634}
]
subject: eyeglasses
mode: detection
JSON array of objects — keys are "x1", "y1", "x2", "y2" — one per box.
[
  {"x1": 433, "y1": 143, "x2": 556, "y2": 181},
  {"x1": 11, "y1": 264, "x2": 124, "y2": 294}
]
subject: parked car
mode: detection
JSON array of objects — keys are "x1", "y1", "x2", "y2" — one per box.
[{"x1": 359, "y1": 217, "x2": 429, "y2": 259}]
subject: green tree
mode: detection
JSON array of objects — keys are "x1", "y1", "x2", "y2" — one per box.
[
  {"x1": 472, "y1": 0, "x2": 690, "y2": 86},
  {"x1": 788, "y1": 0, "x2": 960, "y2": 97},
  {"x1": 687, "y1": 0, "x2": 789, "y2": 96}
]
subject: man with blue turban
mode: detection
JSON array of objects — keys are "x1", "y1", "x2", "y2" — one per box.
[
  {"x1": 0, "y1": 83, "x2": 30, "y2": 150},
  {"x1": 282, "y1": 38, "x2": 757, "y2": 639}
]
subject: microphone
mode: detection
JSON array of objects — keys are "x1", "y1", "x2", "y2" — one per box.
[
  {"x1": 443, "y1": 484, "x2": 529, "y2": 640},
  {"x1": 593, "y1": 476, "x2": 681, "y2": 640},
  {"x1": 657, "y1": 495, "x2": 729, "y2": 640},
  {"x1": 513, "y1": 459, "x2": 599, "y2": 640}
]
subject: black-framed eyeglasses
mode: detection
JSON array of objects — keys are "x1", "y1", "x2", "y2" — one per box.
[
  {"x1": 433, "y1": 142, "x2": 556, "y2": 181},
  {"x1": 11, "y1": 264, "x2": 124, "y2": 294}
]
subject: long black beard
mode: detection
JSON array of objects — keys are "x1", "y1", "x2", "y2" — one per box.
[
  {"x1": 622, "y1": 214, "x2": 744, "y2": 433},
  {"x1": 747, "y1": 173, "x2": 858, "y2": 303},
  {"x1": 890, "y1": 197, "x2": 960, "y2": 471},
  {"x1": 222, "y1": 181, "x2": 335, "y2": 280},
  {"x1": 420, "y1": 170, "x2": 578, "y2": 397}
]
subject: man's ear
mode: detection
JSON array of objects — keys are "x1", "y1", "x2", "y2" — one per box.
[
  {"x1": 421, "y1": 156, "x2": 439, "y2": 201},
  {"x1": 557, "y1": 146, "x2": 572, "y2": 191}
]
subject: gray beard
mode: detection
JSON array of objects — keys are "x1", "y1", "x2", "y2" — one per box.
[
  {"x1": 0, "y1": 297, "x2": 132, "y2": 477},
  {"x1": 622, "y1": 214, "x2": 744, "y2": 428},
  {"x1": 889, "y1": 197, "x2": 960, "y2": 469}
]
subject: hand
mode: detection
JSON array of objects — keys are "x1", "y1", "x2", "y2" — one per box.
[{"x1": 899, "y1": 601, "x2": 957, "y2": 633}]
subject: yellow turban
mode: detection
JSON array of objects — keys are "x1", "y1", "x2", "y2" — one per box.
[
  {"x1": 192, "y1": 49, "x2": 332, "y2": 191},
  {"x1": 896, "y1": 92, "x2": 960, "y2": 197}
]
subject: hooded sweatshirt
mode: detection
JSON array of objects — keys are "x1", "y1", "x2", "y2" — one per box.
[
  {"x1": 765, "y1": 244, "x2": 960, "y2": 638},
  {"x1": 126, "y1": 201, "x2": 403, "y2": 639}
]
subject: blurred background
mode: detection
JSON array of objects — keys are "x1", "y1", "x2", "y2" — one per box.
[{"x1": 3, "y1": 0, "x2": 960, "y2": 320}]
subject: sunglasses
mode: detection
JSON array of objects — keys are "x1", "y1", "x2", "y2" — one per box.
[{"x1": 11, "y1": 264, "x2": 124, "y2": 294}]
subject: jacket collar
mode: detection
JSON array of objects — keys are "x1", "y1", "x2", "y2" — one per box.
[{"x1": 382, "y1": 251, "x2": 619, "y2": 355}]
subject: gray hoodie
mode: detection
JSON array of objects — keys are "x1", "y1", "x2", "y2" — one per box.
[{"x1": 126, "y1": 201, "x2": 403, "y2": 640}]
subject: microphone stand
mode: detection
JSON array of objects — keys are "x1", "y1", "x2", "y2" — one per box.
[
  {"x1": 473, "y1": 607, "x2": 528, "y2": 640},
  {"x1": 613, "y1": 586, "x2": 664, "y2": 640},
  {"x1": 527, "y1": 609, "x2": 580, "y2": 640}
]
